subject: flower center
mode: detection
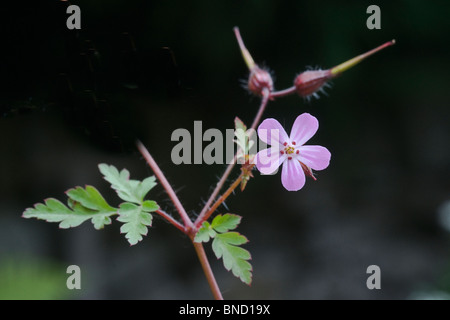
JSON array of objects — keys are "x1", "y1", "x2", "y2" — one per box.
[
  {"x1": 285, "y1": 146, "x2": 295, "y2": 154},
  {"x1": 280, "y1": 141, "x2": 300, "y2": 160}
]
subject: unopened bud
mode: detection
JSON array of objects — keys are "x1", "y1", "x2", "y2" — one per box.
[
  {"x1": 248, "y1": 66, "x2": 273, "y2": 96},
  {"x1": 234, "y1": 27, "x2": 273, "y2": 96},
  {"x1": 294, "y1": 40, "x2": 396, "y2": 99}
]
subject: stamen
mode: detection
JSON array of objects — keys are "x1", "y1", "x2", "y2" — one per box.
[
  {"x1": 285, "y1": 145, "x2": 295, "y2": 155},
  {"x1": 283, "y1": 142, "x2": 288, "y2": 146},
  {"x1": 280, "y1": 150, "x2": 284, "y2": 155},
  {"x1": 296, "y1": 150, "x2": 299, "y2": 154},
  {"x1": 288, "y1": 156, "x2": 292, "y2": 160},
  {"x1": 292, "y1": 141, "x2": 296, "y2": 145}
]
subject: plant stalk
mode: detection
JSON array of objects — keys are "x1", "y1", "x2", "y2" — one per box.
[
  {"x1": 192, "y1": 241, "x2": 224, "y2": 300},
  {"x1": 270, "y1": 86, "x2": 297, "y2": 98},
  {"x1": 155, "y1": 209, "x2": 185, "y2": 233},
  {"x1": 137, "y1": 140, "x2": 193, "y2": 232},
  {"x1": 195, "y1": 89, "x2": 270, "y2": 228},
  {"x1": 137, "y1": 140, "x2": 225, "y2": 300},
  {"x1": 199, "y1": 173, "x2": 244, "y2": 227}
]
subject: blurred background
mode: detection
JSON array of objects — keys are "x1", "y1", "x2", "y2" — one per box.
[{"x1": 1, "y1": 0, "x2": 450, "y2": 299}]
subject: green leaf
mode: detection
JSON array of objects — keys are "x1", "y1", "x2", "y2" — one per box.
[
  {"x1": 67, "y1": 198, "x2": 114, "y2": 230},
  {"x1": 194, "y1": 213, "x2": 253, "y2": 284},
  {"x1": 91, "y1": 215, "x2": 113, "y2": 230},
  {"x1": 23, "y1": 198, "x2": 82, "y2": 228},
  {"x1": 194, "y1": 214, "x2": 241, "y2": 243},
  {"x1": 23, "y1": 186, "x2": 118, "y2": 230},
  {"x1": 23, "y1": 164, "x2": 160, "y2": 245},
  {"x1": 142, "y1": 200, "x2": 159, "y2": 212},
  {"x1": 137, "y1": 177, "x2": 158, "y2": 202},
  {"x1": 66, "y1": 185, "x2": 115, "y2": 212},
  {"x1": 194, "y1": 222, "x2": 217, "y2": 243},
  {"x1": 67, "y1": 185, "x2": 117, "y2": 229},
  {"x1": 23, "y1": 165, "x2": 160, "y2": 246},
  {"x1": 98, "y1": 164, "x2": 157, "y2": 204},
  {"x1": 211, "y1": 214, "x2": 242, "y2": 233},
  {"x1": 212, "y1": 232, "x2": 252, "y2": 285},
  {"x1": 117, "y1": 202, "x2": 154, "y2": 245}
]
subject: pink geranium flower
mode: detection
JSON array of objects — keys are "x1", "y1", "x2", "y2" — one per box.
[{"x1": 255, "y1": 113, "x2": 331, "y2": 191}]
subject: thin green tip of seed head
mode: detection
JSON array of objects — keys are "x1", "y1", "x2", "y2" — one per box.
[{"x1": 330, "y1": 39, "x2": 396, "y2": 77}]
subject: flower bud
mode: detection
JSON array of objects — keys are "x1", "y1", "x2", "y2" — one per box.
[
  {"x1": 234, "y1": 27, "x2": 273, "y2": 96},
  {"x1": 248, "y1": 66, "x2": 273, "y2": 96},
  {"x1": 294, "y1": 40, "x2": 395, "y2": 99}
]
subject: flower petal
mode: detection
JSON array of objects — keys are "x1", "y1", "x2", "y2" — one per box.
[
  {"x1": 255, "y1": 147, "x2": 286, "y2": 175},
  {"x1": 258, "y1": 118, "x2": 289, "y2": 146},
  {"x1": 289, "y1": 113, "x2": 319, "y2": 146},
  {"x1": 281, "y1": 159, "x2": 306, "y2": 191},
  {"x1": 298, "y1": 145, "x2": 331, "y2": 170}
]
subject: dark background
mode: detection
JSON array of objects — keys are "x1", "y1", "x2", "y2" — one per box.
[{"x1": 1, "y1": 0, "x2": 450, "y2": 299}]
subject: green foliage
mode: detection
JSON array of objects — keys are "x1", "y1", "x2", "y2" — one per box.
[
  {"x1": 195, "y1": 221, "x2": 217, "y2": 243},
  {"x1": 23, "y1": 186, "x2": 116, "y2": 230},
  {"x1": 117, "y1": 202, "x2": 157, "y2": 245},
  {"x1": 211, "y1": 213, "x2": 241, "y2": 233},
  {"x1": 66, "y1": 185, "x2": 115, "y2": 212},
  {"x1": 213, "y1": 232, "x2": 252, "y2": 285},
  {"x1": 98, "y1": 164, "x2": 157, "y2": 204},
  {"x1": 23, "y1": 165, "x2": 159, "y2": 245},
  {"x1": 195, "y1": 214, "x2": 252, "y2": 285}
]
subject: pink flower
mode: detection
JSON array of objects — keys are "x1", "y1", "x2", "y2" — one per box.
[{"x1": 255, "y1": 113, "x2": 331, "y2": 191}]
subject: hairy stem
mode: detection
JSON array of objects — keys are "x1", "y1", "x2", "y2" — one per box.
[
  {"x1": 137, "y1": 141, "x2": 224, "y2": 300},
  {"x1": 249, "y1": 88, "x2": 270, "y2": 131},
  {"x1": 136, "y1": 140, "x2": 193, "y2": 232},
  {"x1": 155, "y1": 209, "x2": 185, "y2": 233},
  {"x1": 192, "y1": 241, "x2": 224, "y2": 300},
  {"x1": 200, "y1": 173, "x2": 244, "y2": 226},
  {"x1": 195, "y1": 89, "x2": 270, "y2": 228}
]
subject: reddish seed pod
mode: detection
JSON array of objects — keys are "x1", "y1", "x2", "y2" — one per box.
[
  {"x1": 293, "y1": 40, "x2": 395, "y2": 99},
  {"x1": 294, "y1": 69, "x2": 332, "y2": 98},
  {"x1": 248, "y1": 66, "x2": 273, "y2": 96}
]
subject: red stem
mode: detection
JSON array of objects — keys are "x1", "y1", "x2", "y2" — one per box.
[
  {"x1": 136, "y1": 140, "x2": 193, "y2": 232},
  {"x1": 192, "y1": 241, "x2": 224, "y2": 300},
  {"x1": 250, "y1": 88, "x2": 270, "y2": 130},
  {"x1": 201, "y1": 173, "x2": 244, "y2": 225},
  {"x1": 155, "y1": 209, "x2": 185, "y2": 233},
  {"x1": 137, "y1": 140, "x2": 225, "y2": 300}
]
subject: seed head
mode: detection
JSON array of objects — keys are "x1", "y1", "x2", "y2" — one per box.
[
  {"x1": 294, "y1": 40, "x2": 396, "y2": 99},
  {"x1": 234, "y1": 27, "x2": 274, "y2": 96}
]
